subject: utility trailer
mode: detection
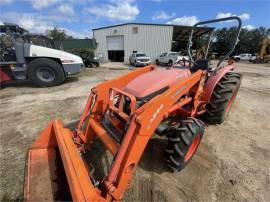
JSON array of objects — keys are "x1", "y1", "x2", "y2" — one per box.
[{"x1": 0, "y1": 23, "x2": 85, "y2": 87}]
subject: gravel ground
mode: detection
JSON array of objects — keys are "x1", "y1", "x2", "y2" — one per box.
[{"x1": 0, "y1": 62, "x2": 269, "y2": 201}]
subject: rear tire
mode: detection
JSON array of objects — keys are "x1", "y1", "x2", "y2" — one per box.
[
  {"x1": 164, "y1": 118, "x2": 205, "y2": 172},
  {"x1": 27, "y1": 58, "x2": 65, "y2": 87},
  {"x1": 156, "y1": 59, "x2": 159, "y2": 65},
  {"x1": 203, "y1": 72, "x2": 242, "y2": 124}
]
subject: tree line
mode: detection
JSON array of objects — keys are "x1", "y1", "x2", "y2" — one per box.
[{"x1": 212, "y1": 27, "x2": 270, "y2": 56}]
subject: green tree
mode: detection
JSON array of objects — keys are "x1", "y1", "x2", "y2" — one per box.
[
  {"x1": 212, "y1": 27, "x2": 238, "y2": 56},
  {"x1": 46, "y1": 27, "x2": 73, "y2": 41},
  {"x1": 238, "y1": 27, "x2": 270, "y2": 54},
  {"x1": 212, "y1": 26, "x2": 270, "y2": 56}
]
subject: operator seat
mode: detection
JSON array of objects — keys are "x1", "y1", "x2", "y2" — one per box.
[{"x1": 190, "y1": 59, "x2": 209, "y2": 72}]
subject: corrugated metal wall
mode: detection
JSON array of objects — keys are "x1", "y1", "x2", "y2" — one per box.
[{"x1": 93, "y1": 24, "x2": 173, "y2": 63}]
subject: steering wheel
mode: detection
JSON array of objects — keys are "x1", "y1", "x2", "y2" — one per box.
[{"x1": 176, "y1": 58, "x2": 196, "y2": 67}]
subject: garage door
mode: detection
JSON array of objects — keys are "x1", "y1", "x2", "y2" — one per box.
[{"x1": 106, "y1": 35, "x2": 124, "y2": 50}]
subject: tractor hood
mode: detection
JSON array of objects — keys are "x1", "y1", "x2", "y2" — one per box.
[{"x1": 124, "y1": 67, "x2": 191, "y2": 99}]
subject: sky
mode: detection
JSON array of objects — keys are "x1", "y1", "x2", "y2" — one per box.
[{"x1": 0, "y1": 0, "x2": 269, "y2": 38}]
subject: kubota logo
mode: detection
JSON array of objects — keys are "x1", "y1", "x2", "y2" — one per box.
[{"x1": 148, "y1": 104, "x2": 164, "y2": 129}]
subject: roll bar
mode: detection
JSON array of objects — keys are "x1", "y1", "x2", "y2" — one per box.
[{"x1": 187, "y1": 16, "x2": 242, "y2": 68}]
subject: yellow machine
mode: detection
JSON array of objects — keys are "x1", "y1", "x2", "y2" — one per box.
[{"x1": 252, "y1": 38, "x2": 270, "y2": 63}]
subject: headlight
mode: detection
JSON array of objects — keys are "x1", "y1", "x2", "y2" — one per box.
[{"x1": 61, "y1": 60, "x2": 75, "y2": 63}]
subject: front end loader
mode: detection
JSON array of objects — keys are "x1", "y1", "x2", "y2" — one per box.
[{"x1": 24, "y1": 17, "x2": 242, "y2": 201}]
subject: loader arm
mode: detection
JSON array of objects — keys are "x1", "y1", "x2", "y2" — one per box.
[{"x1": 103, "y1": 70, "x2": 205, "y2": 199}]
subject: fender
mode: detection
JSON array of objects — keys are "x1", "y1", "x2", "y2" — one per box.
[{"x1": 202, "y1": 64, "x2": 234, "y2": 103}]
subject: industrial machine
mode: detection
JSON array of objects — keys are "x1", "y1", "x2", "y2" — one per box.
[
  {"x1": 0, "y1": 23, "x2": 84, "y2": 87},
  {"x1": 250, "y1": 38, "x2": 270, "y2": 63},
  {"x1": 24, "y1": 17, "x2": 242, "y2": 201}
]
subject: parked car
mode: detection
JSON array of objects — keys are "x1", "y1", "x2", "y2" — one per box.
[
  {"x1": 232, "y1": 53, "x2": 252, "y2": 61},
  {"x1": 129, "y1": 52, "x2": 151, "y2": 67},
  {"x1": 248, "y1": 53, "x2": 256, "y2": 62},
  {"x1": 156, "y1": 52, "x2": 189, "y2": 66}
]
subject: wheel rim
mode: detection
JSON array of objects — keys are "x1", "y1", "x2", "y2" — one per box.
[
  {"x1": 225, "y1": 87, "x2": 239, "y2": 114},
  {"x1": 184, "y1": 134, "x2": 201, "y2": 162},
  {"x1": 36, "y1": 67, "x2": 55, "y2": 82}
]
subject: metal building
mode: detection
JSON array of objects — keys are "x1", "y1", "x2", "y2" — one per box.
[{"x1": 93, "y1": 23, "x2": 212, "y2": 63}]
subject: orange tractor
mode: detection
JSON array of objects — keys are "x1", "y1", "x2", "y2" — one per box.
[{"x1": 24, "y1": 17, "x2": 242, "y2": 201}]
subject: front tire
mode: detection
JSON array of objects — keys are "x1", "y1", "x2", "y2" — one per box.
[
  {"x1": 203, "y1": 72, "x2": 242, "y2": 124},
  {"x1": 164, "y1": 118, "x2": 205, "y2": 172},
  {"x1": 156, "y1": 59, "x2": 159, "y2": 65},
  {"x1": 27, "y1": 58, "x2": 65, "y2": 87}
]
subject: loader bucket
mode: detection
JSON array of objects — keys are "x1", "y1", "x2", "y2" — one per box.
[{"x1": 24, "y1": 120, "x2": 102, "y2": 202}]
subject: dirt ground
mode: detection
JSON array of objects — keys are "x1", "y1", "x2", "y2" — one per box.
[{"x1": 0, "y1": 62, "x2": 270, "y2": 201}]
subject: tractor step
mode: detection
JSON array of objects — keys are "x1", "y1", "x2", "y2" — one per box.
[{"x1": 12, "y1": 66, "x2": 27, "y2": 80}]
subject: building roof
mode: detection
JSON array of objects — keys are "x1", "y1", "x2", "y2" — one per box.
[
  {"x1": 92, "y1": 22, "x2": 214, "y2": 41},
  {"x1": 173, "y1": 26, "x2": 213, "y2": 41},
  {"x1": 93, "y1": 22, "x2": 176, "y2": 30},
  {"x1": 54, "y1": 39, "x2": 96, "y2": 50}
]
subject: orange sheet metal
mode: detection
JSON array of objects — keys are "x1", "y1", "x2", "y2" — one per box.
[
  {"x1": 25, "y1": 148, "x2": 58, "y2": 201},
  {"x1": 107, "y1": 116, "x2": 137, "y2": 184},
  {"x1": 52, "y1": 120, "x2": 102, "y2": 201}
]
